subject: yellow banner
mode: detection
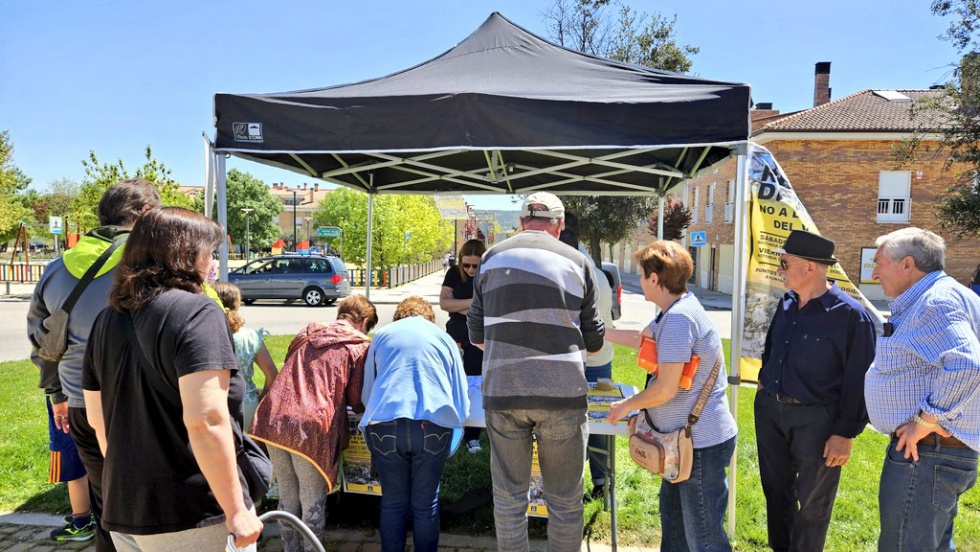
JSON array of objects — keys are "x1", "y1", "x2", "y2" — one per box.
[{"x1": 740, "y1": 147, "x2": 883, "y2": 381}]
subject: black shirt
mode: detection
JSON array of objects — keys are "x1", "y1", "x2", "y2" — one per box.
[
  {"x1": 441, "y1": 267, "x2": 474, "y2": 344},
  {"x1": 759, "y1": 282, "x2": 877, "y2": 438},
  {"x1": 83, "y1": 289, "x2": 246, "y2": 534}
]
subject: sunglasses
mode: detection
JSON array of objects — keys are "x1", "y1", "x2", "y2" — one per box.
[
  {"x1": 779, "y1": 258, "x2": 808, "y2": 270},
  {"x1": 462, "y1": 263, "x2": 479, "y2": 270}
]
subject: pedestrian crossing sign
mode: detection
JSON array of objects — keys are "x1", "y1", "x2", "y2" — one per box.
[{"x1": 690, "y1": 231, "x2": 706, "y2": 247}]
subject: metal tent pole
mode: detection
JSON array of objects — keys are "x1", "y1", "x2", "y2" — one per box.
[
  {"x1": 727, "y1": 141, "x2": 752, "y2": 537},
  {"x1": 365, "y1": 174, "x2": 374, "y2": 300},
  {"x1": 216, "y1": 154, "x2": 229, "y2": 281}
]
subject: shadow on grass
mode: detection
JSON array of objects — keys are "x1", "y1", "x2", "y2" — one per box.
[{"x1": 16, "y1": 486, "x2": 68, "y2": 514}]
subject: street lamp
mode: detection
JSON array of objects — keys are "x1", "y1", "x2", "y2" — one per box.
[{"x1": 240, "y1": 208, "x2": 254, "y2": 260}]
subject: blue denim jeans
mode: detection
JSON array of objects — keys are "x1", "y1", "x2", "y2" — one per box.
[
  {"x1": 365, "y1": 418, "x2": 452, "y2": 552},
  {"x1": 659, "y1": 436, "x2": 736, "y2": 552},
  {"x1": 878, "y1": 435, "x2": 978, "y2": 552},
  {"x1": 485, "y1": 408, "x2": 588, "y2": 552},
  {"x1": 585, "y1": 362, "x2": 613, "y2": 487}
]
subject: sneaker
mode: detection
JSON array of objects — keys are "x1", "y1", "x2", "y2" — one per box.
[
  {"x1": 466, "y1": 439, "x2": 482, "y2": 454},
  {"x1": 50, "y1": 519, "x2": 95, "y2": 542}
]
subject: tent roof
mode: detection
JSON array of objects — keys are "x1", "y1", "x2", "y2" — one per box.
[{"x1": 213, "y1": 12, "x2": 751, "y2": 196}]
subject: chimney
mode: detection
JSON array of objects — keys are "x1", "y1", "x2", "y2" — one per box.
[
  {"x1": 755, "y1": 102, "x2": 773, "y2": 110},
  {"x1": 303, "y1": 183, "x2": 308, "y2": 190},
  {"x1": 814, "y1": 62, "x2": 831, "y2": 107},
  {"x1": 314, "y1": 183, "x2": 319, "y2": 191}
]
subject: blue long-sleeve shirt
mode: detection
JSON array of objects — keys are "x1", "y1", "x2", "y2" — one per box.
[
  {"x1": 359, "y1": 316, "x2": 470, "y2": 430},
  {"x1": 866, "y1": 271, "x2": 980, "y2": 451},
  {"x1": 760, "y1": 282, "x2": 877, "y2": 438}
]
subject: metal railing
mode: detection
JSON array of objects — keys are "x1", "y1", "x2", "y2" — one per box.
[{"x1": 346, "y1": 259, "x2": 442, "y2": 288}]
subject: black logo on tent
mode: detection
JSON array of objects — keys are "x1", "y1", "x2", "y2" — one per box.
[{"x1": 232, "y1": 122, "x2": 264, "y2": 143}]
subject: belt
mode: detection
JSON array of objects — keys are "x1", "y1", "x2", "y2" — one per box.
[
  {"x1": 919, "y1": 433, "x2": 970, "y2": 449},
  {"x1": 762, "y1": 389, "x2": 803, "y2": 405}
]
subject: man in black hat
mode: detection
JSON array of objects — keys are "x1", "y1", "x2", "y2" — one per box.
[{"x1": 755, "y1": 230, "x2": 876, "y2": 552}]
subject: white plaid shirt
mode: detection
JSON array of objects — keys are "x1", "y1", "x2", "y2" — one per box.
[{"x1": 865, "y1": 271, "x2": 980, "y2": 451}]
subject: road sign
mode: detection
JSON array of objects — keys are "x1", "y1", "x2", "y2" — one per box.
[
  {"x1": 49, "y1": 216, "x2": 63, "y2": 235},
  {"x1": 317, "y1": 226, "x2": 341, "y2": 238},
  {"x1": 690, "y1": 231, "x2": 706, "y2": 247}
]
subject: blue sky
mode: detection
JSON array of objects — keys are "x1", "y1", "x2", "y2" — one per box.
[{"x1": 0, "y1": 0, "x2": 959, "y2": 211}]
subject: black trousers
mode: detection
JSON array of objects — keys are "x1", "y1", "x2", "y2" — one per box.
[
  {"x1": 68, "y1": 406, "x2": 116, "y2": 552},
  {"x1": 754, "y1": 392, "x2": 842, "y2": 552}
]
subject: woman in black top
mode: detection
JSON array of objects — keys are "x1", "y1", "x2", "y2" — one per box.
[
  {"x1": 82, "y1": 207, "x2": 263, "y2": 550},
  {"x1": 439, "y1": 239, "x2": 486, "y2": 453}
]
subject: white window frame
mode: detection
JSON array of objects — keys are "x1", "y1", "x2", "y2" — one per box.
[
  {"x1": 724, "y1": 179, "x2": 735, "y2": 223},
  {"x1": 877, "y1": 170, "x2": 911, "y2": 223},
  {"x1": 705, "y1": 182, "x2": 715, "y2": 223}
]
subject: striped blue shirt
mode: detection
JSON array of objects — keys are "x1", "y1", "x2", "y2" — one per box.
[
  {"x1": 646, "y1": 293, "x2": 737, "y2": 449},
  {"x1": 865, "y1": 271, "x2": 980, "y2": 451}
]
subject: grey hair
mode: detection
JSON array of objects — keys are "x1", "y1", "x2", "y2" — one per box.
[
  {"x1": 520, "y1": 216, "x2": 562, "y2": 227},
  {"x1": 874, "y1": 227, "x2": 945, "y2": 273}
]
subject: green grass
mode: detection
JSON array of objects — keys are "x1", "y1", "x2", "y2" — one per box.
[{"x1": 4, "y1": 339, "x2": 980, "y2": 550}]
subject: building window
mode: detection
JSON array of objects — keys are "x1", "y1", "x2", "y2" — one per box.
[
  {"x1": 724, "y1": 179, "x2": 735, "y2": 223},
  {"x1": 691, "y1": 186, "x2": 700, "y2": 224},
  {"x1": 705, "y1": 182, "x2": 715, "y2": 223},
  {"x1": 877, "y1": 171, "x2": 911, "y2": 223}
]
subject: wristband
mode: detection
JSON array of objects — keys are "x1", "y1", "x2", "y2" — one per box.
[
  {"x1": 912, "y1": 413, "x2": 938, "y2": 428},
  {"x1": 48, "y1": 391, "x2": 69, "y2": 405}
]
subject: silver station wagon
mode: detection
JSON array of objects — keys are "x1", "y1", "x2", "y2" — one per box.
[{"x1": 228, "y1": 254, "x2": 350, "y2": 306}]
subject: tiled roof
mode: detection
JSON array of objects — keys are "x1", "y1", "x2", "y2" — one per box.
[{"x1": 755, "y1": 89, "x2": 954, "y2": 134}]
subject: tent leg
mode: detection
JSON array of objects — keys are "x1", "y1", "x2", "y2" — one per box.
[
  {"x1": 216, "y1": 154, "x2": 229, "y2": 281},
  {"x1": 727, "y1": 142, "x2": 752, "y2": 539},
  {"x1": 657, "y1": 194, "x2": 665, "y2": 240},
  {"x1": 365, "y1": 180, "x2": 374, "y2": 300}
]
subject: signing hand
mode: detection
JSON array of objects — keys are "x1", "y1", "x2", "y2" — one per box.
[
  {"x1": 607, "y1": 399, "x2": 630, "y2": 426},
  {"x1": 822, "y1": 435, "x2": 853, "y2": 467}
]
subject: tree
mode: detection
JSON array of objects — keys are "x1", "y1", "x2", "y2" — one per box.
[
  {"x1": 194, "y1": 169, "x2": 282, "y2": 253},
  {"x1": 312, "y1": 188, "x2": 453, "y2": 268},
  {"x1": 0, "y1": 131, "x2": 34, "y2": 244},
  {"x1": 76, "y1": 146, "x2": 191, "y2": 228},
  {"x1": 545, "y1": 0, "x2": 700, "y2": 259},
  {"x1": 646, "y1": 196, "x2": 692, "y2": 240},
  {"x1": 921, "y1": 2, "x2": 980, "y2": 237}
]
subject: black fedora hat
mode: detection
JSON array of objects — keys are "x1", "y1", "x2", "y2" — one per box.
[{"x1": 774, "y1": 230, "x2": 838, "y2": 264}]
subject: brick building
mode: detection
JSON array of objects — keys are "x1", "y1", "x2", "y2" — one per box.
[{"x1": 674, "y1": 64, "x2": 979, "y2": 301}]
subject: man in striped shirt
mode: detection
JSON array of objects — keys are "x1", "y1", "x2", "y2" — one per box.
[
  {"x1": 468, "y1": 192, "x2": 605, "y2": 552},
  {"x1": 865, "y1": 227, "x2": 980, "y2": 551}
]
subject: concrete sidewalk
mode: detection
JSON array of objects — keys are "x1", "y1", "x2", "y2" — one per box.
[{"x1": 0, "y1": 511, "x2": 657, "y2": 551}]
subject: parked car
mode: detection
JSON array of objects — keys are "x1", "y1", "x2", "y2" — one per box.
[
  {"x1": 600, "y1": 262, "x2": 622, "y2": 321},
  {"x1": 227, "y1": 254, "x2": 350, "y2": 306}
]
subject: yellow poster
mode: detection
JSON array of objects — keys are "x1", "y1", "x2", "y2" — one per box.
[
  {"x1": 528, "y1": 439, "x2": 548, "y2": 518},
  {"x1": 740, "y1": 147, "x2": 884, "y2": 381},
  {"x1": 342, "y1": 416, "x2": 383, "y2": 495}
]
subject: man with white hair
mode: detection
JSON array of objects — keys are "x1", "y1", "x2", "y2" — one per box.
[
  {"x1": 468, "y1": 192, "x2": 605, "y2": 552},
  {"x1": 866, "y1": 227, "x2": 980, "y2": 551}
]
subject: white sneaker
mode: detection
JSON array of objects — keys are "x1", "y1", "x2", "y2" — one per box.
[{"x1": 467, "y1": 439, "x2": 482, "y2": 454}]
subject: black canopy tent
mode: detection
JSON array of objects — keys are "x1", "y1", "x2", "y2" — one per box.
[{"x1": 210, "y1": 12, "x2": 754, "y2": 543}]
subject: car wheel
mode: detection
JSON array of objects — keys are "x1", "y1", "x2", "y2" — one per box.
[
  {"x1": 242, "y1": 299, "x2": 255, "y2": 305},
  {"x1": 324, "y1": 298, "x2": 337, "y2": 306},
  {"x1": 303, "y1": 286, "x2": 325, "y2": 307}
]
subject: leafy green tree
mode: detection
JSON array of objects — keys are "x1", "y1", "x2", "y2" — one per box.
[
  {"x1": 76, "y1": 146, "x2": 191, "y2": 228},
  {"x1": 545, "y1": 0, "x2": 700, "y2": 258},
  {"x1": 194, "y1": 169, "x2": 283, "y2": 254},
  {"x1": 918, "y1": 2, "x2": 980, "y2": 237},
  {"x1": 312, "y1": 188, "x2": 452, "y2": 268},
  {"x1": 0, "y1": 131, "x2": 34, "y2": 244}
]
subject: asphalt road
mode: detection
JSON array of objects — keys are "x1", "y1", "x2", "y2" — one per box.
[{"x1": 0, "y1": 271, "x2": 733, "y2": 363}]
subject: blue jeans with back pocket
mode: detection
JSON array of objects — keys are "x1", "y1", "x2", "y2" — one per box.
[
  {"x1": 365, "y1": 418, "x2": 451, "y2": 552},
  {"x1": 878, "y1": 435, "x2": 978, "y2": 552}
]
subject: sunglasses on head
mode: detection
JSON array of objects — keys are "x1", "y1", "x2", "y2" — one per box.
[{"x1": 462, "y1": 263, "x2": 479, "y2": 269}]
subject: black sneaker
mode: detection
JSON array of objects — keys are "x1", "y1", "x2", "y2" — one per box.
[{"x1": 50, "y1": 519, "x2": 95, "y2": 542}]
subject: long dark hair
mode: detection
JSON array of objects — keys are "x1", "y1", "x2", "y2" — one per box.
[
  {"x1": 456, "y1": 239, "x2": 487, "y2": 282},
  {"x1": 110, "y1": 207, "x2": 224, "y2": 312}
]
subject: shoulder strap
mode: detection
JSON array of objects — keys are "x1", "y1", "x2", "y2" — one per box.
[
  {"x1": 685, "y1": 349, "x2": 724, "y2": 430},
  {"x1": 284, "y1": 324, "x2": 326, "y2": 362},
  {"x1": 63, "y1": 236, "x2": 126, "y2": 314}
]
